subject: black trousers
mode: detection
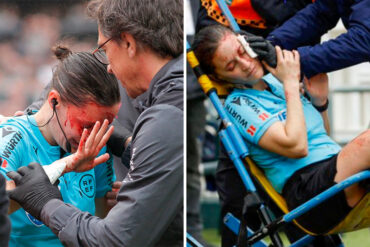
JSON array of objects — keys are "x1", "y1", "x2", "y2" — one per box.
[{"x1": 215, "y1": 144, "x2": 341, "y2": 247}]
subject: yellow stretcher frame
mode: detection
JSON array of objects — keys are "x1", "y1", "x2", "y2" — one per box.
[{"x1": 187, "y1": 45, "x2": 370, "y2": 237}]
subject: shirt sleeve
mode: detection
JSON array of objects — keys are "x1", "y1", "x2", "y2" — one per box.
[
  {"x1": 94, "y1": 147, "x2": 115, "y2": 198},
  {"x1": 0, "y1": 125, "x2": 25, "y2": 179},
  {"x1": 268, "y1": 0, "x2": 340, "y2": 49},
  {"x1": 225, "y1": 93, "x2": 279, "y2": 145},
  {"x1": 268, "y1": 0, "x2": 370, "y2": 78},
  {"x1": 41, "y1": 104, "x2": 183, "y2": 247}
]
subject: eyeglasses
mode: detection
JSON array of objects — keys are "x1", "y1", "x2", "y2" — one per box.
[{"x1": 92, "y1": 37, "x2": 113, "y2": 65}]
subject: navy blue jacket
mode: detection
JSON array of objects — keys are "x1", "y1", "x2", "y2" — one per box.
[{"x1": 268, "y1": 0, "x2": 370, "y2": 78}]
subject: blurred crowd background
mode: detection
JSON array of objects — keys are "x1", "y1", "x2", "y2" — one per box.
[{"x1": 0, "y1": 0, "x2": 98, "y2": 115}]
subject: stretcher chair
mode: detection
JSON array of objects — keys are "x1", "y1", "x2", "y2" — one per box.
[
  {"x1": 186, "y1": 1, "x2": 370, "y2": 245},
  {"x1": 186, "y1": 40, "x2": 370, "y2": 246}
]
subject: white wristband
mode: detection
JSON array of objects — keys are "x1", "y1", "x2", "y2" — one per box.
[{"x1": 42, "y1": 161, "x2": 67, "y2": 184}]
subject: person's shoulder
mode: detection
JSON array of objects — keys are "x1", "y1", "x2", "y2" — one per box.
[
  {"x1": 155, "y1": 55, "x2": 184, "y2": 84},
  {"x1": 135, "y1": 104, "x2": 182, "y2": 129},
  {"x1": 0, "y1": 116, "x2": 29, "y2": 144},
  {"x1": 132, "y1": 104, "x2": 182, "y2": 144},
  {"x1": 0, "y1": 116, "x2": 30, "y2": 170},
  {"x1": 147, "y1": 56, "x2": 184, "y2": 110},
  {"x1": 225, "y1": 88, "x2": 259, "y2": 108},
  {"x1": 129, "y1": 104, "x2": 183, "y2": 171}
]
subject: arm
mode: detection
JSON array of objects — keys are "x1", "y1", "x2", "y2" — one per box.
[
  {"x1": 0, "y1": 124, "x2": 27, "y2": 214},
  {"x1": 319, "y1": 110, "x2": 330, "y2": 134},
  {"x1": 6, "y1": 120, "x2": 114, "y2": 214},
  {"x1": 259, "y1": 47, "x2": 308, "y2": 158},
  {"x1": 304, "y1": 73, "x2": 330, "y2": 134},
  {"x1": 269, "y1": 0, "x2": 370, "y2": 78},
  {"x1": 268, "y1": 0, "x2": 340, "y2": 50},
  {"x1": 40, "y1": 105, "x2": 183, "y2": 246}
]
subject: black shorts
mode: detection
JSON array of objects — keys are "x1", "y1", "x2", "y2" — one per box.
[{"x1": 282, "y1": 154, "x2": 352, "y2": 234}]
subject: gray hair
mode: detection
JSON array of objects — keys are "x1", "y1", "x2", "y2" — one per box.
[{"x1": 87, "y1": 0, "x2": 183, "y2": 58}]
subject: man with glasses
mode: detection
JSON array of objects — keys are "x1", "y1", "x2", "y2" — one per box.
[{"x1": 7, "y1": 0, "x2": 184, "y2": 246}]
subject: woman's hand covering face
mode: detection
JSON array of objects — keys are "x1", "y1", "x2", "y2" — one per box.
[{"x1": 64, "y1": 119, "x2": 114, "y2": 173}]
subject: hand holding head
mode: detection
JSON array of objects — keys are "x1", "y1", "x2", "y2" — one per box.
[{"x1": 263, "y1": 46, "x2": 301, "y2": 86}]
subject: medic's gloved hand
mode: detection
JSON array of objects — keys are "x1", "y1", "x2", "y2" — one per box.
[
  {"x1": 107, "y1": 119, "x2": 132, "y2": 157},
  {"x1": 240, "y1": 31, "x2": 277, "y2": 68},
  {"x1": 7, "y1": 162, "x2": 62, "y2": 220}
]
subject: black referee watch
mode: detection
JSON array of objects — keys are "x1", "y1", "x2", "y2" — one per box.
[{"x1": 313, "y1": 99, "x2": 329, "y2": 112}]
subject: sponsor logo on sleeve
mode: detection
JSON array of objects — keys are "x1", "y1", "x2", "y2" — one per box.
[
  {"x1": 227, "y1": 96, "x2": 269, "y2": 137},
  {"x1": 2, "y1": 127, "x2": 15, "y2": 138},
  {"x1": 225, "y1": 104, "x2": 248, "y2": 129},
  {"x1": 240, "y1": 96, "x2": 261, "y2": 115},
  {"x1": 231, "y1": 96, "x2": 241, "y2": 106},
  {"x1": 247, "y1": 125, "x2": 256, "y2": 136},
  {"x1": 1, "y1": 130, "x2": 23, "y2": 159}
]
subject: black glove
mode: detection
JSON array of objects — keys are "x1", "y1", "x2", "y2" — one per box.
[
  {"x1": 7, "y1": 163, "x2": 62, "y2": 220},
  {"x1": 240, "y1": 31, "x2": 277, "y2": 68},
  {"x1": 107, "y1": 119, "x2": 132, "y2": 157}
]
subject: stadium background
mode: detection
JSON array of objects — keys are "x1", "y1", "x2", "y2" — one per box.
[{"x1": 0, "y1": 0, "x2": 97, "y2": 116}]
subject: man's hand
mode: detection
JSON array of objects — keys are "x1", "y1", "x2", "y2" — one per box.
[
  {"x1": 64, "y1": 119, "x2": 114, "y2": 173},
  {"x1": 105, "y1": 181, "x2": 122, "y2": 210},
  {"x1": 303, "y1": 73, "x2": 329, "y2": 106},
  {"x1": 241, "y1": 32, "x2": 277, "y2": 68},
  {"x1": 7, "y1": 163, "x2": 62, "y2": 220}
]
